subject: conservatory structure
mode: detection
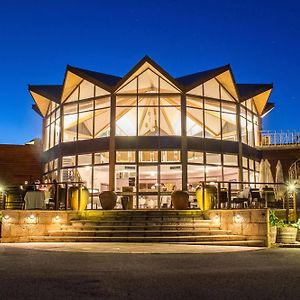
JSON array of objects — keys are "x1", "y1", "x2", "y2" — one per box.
[{"x1": 29, "y1": 56, "x2": 274, "y2": 209}]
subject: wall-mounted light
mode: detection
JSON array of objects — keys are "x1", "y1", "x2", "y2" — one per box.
[
  {"x1": 4, "y1": 215, "x2": 10, "y2": 220},
  {"x1": 53, "y1": 215, "x2": 60, "y2": 223},
  {"x1": 28, "y1": 214, "x2": 36, "y2": 221},
  {"x1": 213, "y1": 214, "x2": 220, "y2": 224},
  {"x1": 234, "y1": 213, "x2": 243, "y2": 223}
]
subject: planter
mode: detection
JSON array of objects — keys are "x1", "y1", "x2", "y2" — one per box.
[
  {"x1": 196, "y1": 185, "x2": 217, "y2": 210},
  {"x1": 70, "y1": 187, "x2": 89, "y2": 211},
  {"x1": 171, "y1": 191, "x2": 189, "y2": 210},
  {"x1": 99, "y1": 191, "x2": 117, "y2": 210},
  {"x1": 277, "y1": 227, "x2": 298, "y2": 244},
  {"x1": 270, "y1": 226, "x2": 277, "y2": 244}
]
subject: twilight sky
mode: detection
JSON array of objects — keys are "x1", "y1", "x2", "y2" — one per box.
[{"x1": 0, "y1": 0, "x2": 299, "y2": 144}]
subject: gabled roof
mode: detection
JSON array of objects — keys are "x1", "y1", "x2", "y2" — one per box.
[
  {"x1": 67, "y1": 65, "x2": 122, "y2": 89},
  {"x1": 28, "y1": 85, "x2": 63, "y2": 117},
  {"x1": 28, "y1": 85, "x2": 63, "y2": 104},
  {"x1": 114, "y1": 55, "x2": 183, "y2": 92},
  {"x1": 237, "y1": 83, "x2": 273, "y2": 102},
  {"x1": 176, "y1": 65, "x2": 230, "y2": 88},
  {"x1": 177, "y1": 64, "x2": 239, "y2": 100}
]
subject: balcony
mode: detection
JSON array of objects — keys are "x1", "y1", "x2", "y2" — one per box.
[{"x1": 259, "y1": 131, "x2": 300, "y2": 148}]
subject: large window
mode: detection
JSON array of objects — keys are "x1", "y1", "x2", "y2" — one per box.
[{"x1": 116, "y1": 68, "x2": 181, "y2": 137}]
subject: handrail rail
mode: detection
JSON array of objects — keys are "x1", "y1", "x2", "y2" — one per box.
[{"x1": 260, "y1": 130, "x2": 300, "y2": 147}]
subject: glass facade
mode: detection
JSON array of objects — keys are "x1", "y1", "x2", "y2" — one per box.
[{"x1": 32, "y1": 60, "x2": 272, "y2": 209}]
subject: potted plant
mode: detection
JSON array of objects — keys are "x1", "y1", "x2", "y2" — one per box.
[
  {"x1": 292, "y1": 219, "x2": 300, "y2": 242},
  {"x1": 276, "y1": 221, "x2": 298, "y2": 244},
  {"x1": 269, "y1": 210, "x2": 279, "y2": 244}
]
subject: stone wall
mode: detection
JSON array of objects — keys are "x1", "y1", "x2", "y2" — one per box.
[
  {"x1": 0, "y1": 210, "x2": 76, "y2": 242},
  {"x1": 206, "y1": 209, "x2": 270, "y2": 247}
]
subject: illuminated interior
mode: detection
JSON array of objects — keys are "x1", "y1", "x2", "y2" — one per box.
[{"x1": 29, "y1": 56, "x2": 273, "y2": 209}]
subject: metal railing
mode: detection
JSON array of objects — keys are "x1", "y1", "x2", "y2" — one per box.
[{"x1": 260, "y1": 130, "x2": 300, "y2": 147}]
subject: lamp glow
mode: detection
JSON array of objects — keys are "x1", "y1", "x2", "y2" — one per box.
[{"x1": 234, "y1": 214, "x2": 243, "y2": 223}]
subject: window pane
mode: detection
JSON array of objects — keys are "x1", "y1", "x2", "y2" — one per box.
[
  {"x1": 78, "y1": 111, "x2": 93, "y2": 140},
  {"x1": 116, "y1": 107, "x2": 136, "y2": 136},
  {"x1": 160, "y1": 165, "x2": 182, "y2": 190},
  {"x1": 223, "y1": 154, "x2": 238, "y2": 166},
  {"x1": 94, "y1": 108, "x2": 110, "y2": 138},
  {"x1": 139, "y1": 151, "x2": 158, "y2": 162},
  {"x1": 187, "y1": 107, "x2": 204, "y2": 137},
  {"x1": 188, "y1": 151, "x2": 203, "y2": 163},
  {"x1": 116, "y1": 151, "x2": 136, "y2": 163},
  {"x1": 78, "y1": 154, "x2": 92, "y2": 166},
  {"x1": 160, "y1": 106, "x2": 181, "y2": 136},
  {"x1": 188, "y1": 165, "x2": 205, "y2": 189},
  {"x1": 94, "y1": 152, "x2": 109, "y2": 164},
  {"x1": 95, "y1": 97, "x2": 111, "y2": 109},
  {"x1": 115, "y1": 165, "x2": 136, "y2": 192},
  {"x1": 139, "y1": 165, "x2": 158, "y2": 192},
  {"x1": 79, "y1": 100, "x2": 93, "y2": 112},
  {"x1": 93, "y1": 165, "x2": 109, "y2": 193},
  {"x1": 116, "y1": 96, "x2": 136, "y2": 106},
  {"x1": 161, "y1": 151, "x2": 181, "y2": 162},
  {"x1": 138, "y1": 107, "x2": 158, "y2": 136},
  {"x1": 206, "y1": 153, "x2": 221, "y2": 165},
  {"x1": 62, "y1": 156, "x2": 76, "y2": 167}
]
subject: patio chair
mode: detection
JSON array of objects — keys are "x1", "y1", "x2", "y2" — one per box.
[
  {"x1": 218, "y1": 188, "x2": 229, "y2": 209},
  {"x1": 231, "y1": 187, "x2": 250, "y2": 209},
  {"x1": 250, "y1": 188, "x2": 265, "y2": 208}
]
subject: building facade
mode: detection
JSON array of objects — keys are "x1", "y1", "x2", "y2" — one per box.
[{"x1": 29, "y1": 56, "x2": 274, "y2": 209}]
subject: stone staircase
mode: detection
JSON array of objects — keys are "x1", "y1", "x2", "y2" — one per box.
[{"x1": 30, "y1": 210, "x2": 264, "y2": 246}]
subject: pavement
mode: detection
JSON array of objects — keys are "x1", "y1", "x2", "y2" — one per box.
[{"x1": 0, "y1": 243, "x2": 300, "y2": 300}]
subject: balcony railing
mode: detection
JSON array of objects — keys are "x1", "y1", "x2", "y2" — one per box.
[{"x1": 260, "y1": 130, "x2": 300, "y2": 147}]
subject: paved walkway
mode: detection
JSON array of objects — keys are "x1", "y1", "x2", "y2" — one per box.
[
  {"x1": 1, "y1": 242, "x2": 263, "y2": 253},
  {"x1": 0, "y1": 243, "x2": 300, "y2": 299}
]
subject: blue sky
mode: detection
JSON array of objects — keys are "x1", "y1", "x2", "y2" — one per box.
[{"x1": 0, "y1": 0, "x2": 299, "y2": 144}]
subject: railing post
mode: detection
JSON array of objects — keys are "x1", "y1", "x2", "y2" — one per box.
[
  {"x1": 65, "y1": 183, "x2": 68, "y2": 210},
  {"x1": 228, "y1": 182, "x2": 231, "y2": 209},
  {"x1": 217, "y1": 182, "x2": 221, "y2": 209},
  {"x1": 78, "y1": 183, "x2": 82, "y2": 211}
]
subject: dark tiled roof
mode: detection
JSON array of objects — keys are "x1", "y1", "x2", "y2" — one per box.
[
  {"x1": 29, "y1": 85, "x2": 63, "y2": 104},
  {"x1": 237, "y1": 83, "x2": 273, "y2": 101},
  {"x1": 176, "y1": 65, "x2": 229, "y2": 88},
  {"x1": 68, "y1": 65, "x2": 122, "y2": 87}
]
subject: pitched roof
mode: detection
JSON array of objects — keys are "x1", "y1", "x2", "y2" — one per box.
[
  {"x1": 28, "y1": 85, "x2": 63, "y2": 104},
  {"x1": 67, "y1": 65, "x2": 122, "y2": 89},
  {"x1": 236, "y1": 83, "x2": 273, "y2": 102},
  {"x1": 176, "y1": 65, "x2": 230, "y2": 88},
  {"x1": 114, "y1": 55, "x2": 183, "y2": 92}
]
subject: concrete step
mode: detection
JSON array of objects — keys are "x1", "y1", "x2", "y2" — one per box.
[
  {"x1": 61, "y1": 224, "x2": 221, "y2": 231},
  {"x1": 48, "y1": 229, "x2": 232, "y2": 237},
  {"x1": 80, "y1": 210, "x2": 204, "y2": 217},
  {"x1": 30, "y1": 235, "x2": 247, "y2": 243},
  {"x1": 70, "y1": 219, "x2": 212, "y2": 227}
]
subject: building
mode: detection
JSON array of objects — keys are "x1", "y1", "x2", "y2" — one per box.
[
  {"x1": 29, "y1": 56, "x2": 275, "y2": 209},
  {"x1": 0, "y1": 140, "x2": 43, "y2": 187}
]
